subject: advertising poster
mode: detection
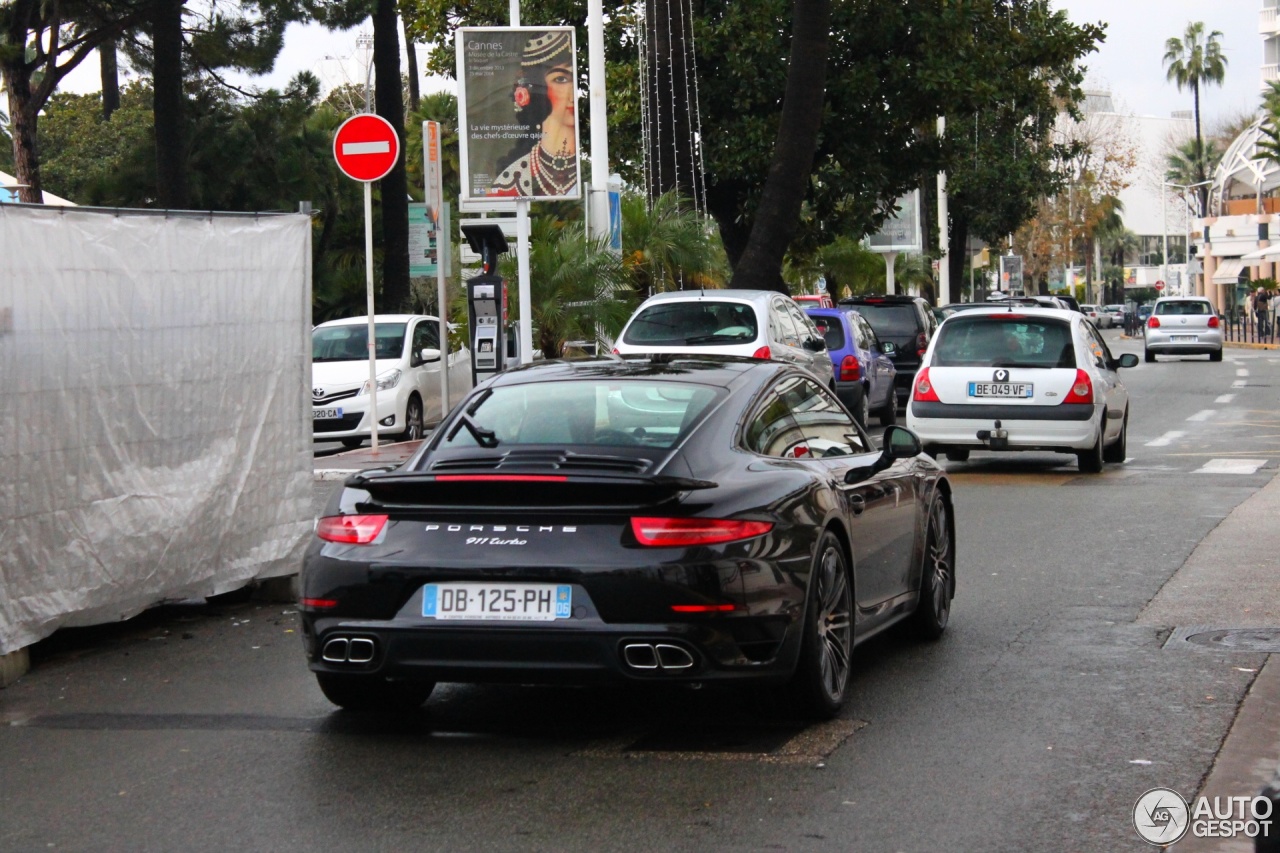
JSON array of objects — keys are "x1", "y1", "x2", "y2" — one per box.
[
  {"x1": 456, "y1": 26, "x2": 580, "y2": 203},
  {"x1": 867, "y1": 190, "x2": 922, "y2": 253},
  {"x1": 408, "y1": 202, "x2": 438, "y2": 277}
]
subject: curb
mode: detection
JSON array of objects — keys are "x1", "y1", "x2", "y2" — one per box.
[{"x1": 0, "y1": 647, "x2": 30, "y2": 689}]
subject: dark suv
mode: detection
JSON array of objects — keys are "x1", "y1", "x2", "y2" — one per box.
[{"x1": 838, "y1": 294, "x2": 937, "y2": 407}]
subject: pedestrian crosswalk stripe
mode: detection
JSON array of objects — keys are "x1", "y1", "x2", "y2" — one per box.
[
  {"x1": 1215, "y1": 394, "x2": 1235, "y2": 404},
  {"x1": 1195, "y1": 459, "x2": 1268, "y2": 475},
  {"x1": 1186, "y1": 410, "x2": 1215, "y2": 422},
  {"x1": 1145, "y1": 431, "x2": 1185, "y2": 447}
]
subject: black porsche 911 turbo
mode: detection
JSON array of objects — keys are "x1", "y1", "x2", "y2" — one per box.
[{"x1": 300, "y1": 354, "x2": 955, "y2": 718}]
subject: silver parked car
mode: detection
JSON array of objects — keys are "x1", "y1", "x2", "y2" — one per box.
[
  {"x1": 1143, "y1": 297, "x2": 1223, "y2": 362},
  {"x1": 614, "y1": 289, "x2": 833, "y2": 384}
]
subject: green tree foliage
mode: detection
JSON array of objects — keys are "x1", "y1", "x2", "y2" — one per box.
[
  {"x1": 404, "y1": 0, "x2": 1102, "y2": 296},
  {"x1": 510, "y1": 215, "x2": 636, "y2": 359},
  {"x1": 620, "y1": 190, "x2": 728, "y2": 296}
]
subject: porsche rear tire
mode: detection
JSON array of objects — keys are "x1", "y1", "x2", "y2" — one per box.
[{"x1": 786, "y1": 531, "x2": 853, "y2": 720}]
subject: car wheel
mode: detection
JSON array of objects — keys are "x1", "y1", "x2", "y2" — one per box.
[
  {"x1": 855, "y1": 391, "x2": 870, "y2": 428},
  {"x1": 911, "y1": 498, "x2": 953, "y2": 640},
  {"x1": 315, "y1": 672, "x2": 435, "y2": 712},
  {"x1": 787, "y1": 531, "x2": 853, "y2": 719},
  {"x1": 944, "y1": 448, "x2": 970, "y2": 462},
  {"x1": 1209, "y1": 348, "x2": 1223, "y2": 363},
  {"x1": 1077, "y1": 427, "x2": 1105, "y2": 474},
  {"x1": 1144, "y1": 348, "x2": 1155, "y2": 363},
  {"x1": 1102, "y1": 411, "x2": 1127, "y2": 463},
  {"x1": 399, "y1": 395, "x2": 424, "y2": 442},
  {"x1": 340, "y1": 438, "x2": 364, "y2": 449}
]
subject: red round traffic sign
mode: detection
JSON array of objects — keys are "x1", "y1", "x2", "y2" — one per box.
[
  {"x1": 333, "y1": 114, "x2": 400, "y2": 182},
  {"x1": 1155, "y1": 281, "x2": 1165, "y2": 290}
]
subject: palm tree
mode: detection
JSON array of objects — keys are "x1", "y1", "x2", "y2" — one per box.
[
  {"x1": 1165, "y1": 138, "x2": 1221, "y2": 217},
  {"x1": 1164, "y1": 22, "x2": 1228, "y2": 214},
  {"x1": 523, "y1": 217, "x2": 637, "y2": 359},
  {"x1": 816, "y1": 236, "x2": 885, "y2": 299},
  {"x1": 621, "y1": 191, "x2": 729, "y2": 296}
]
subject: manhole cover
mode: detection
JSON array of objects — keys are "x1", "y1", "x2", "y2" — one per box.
[{"x1": 1167, "y1": 626, "x2": 1280, "y2": 653}]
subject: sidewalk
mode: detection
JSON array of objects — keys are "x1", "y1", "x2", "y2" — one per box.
[
  {"x1": 1142, "y1": 471, "x2": 1280, "y2": 851},
  {"x1": 313, "y1": 438, "x2": 426, "y2": 480}
]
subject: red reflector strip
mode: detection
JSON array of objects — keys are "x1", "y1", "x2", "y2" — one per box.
[
  {"x1": 300, "y1": 598, "x2": 338, "y2": 609},
  {"x1": 316, "y1": 514, "x2": 388, "y2": 544},
  {"x1": 434, "y1": 475, "x2": 569, "y2": 482},
  {"x1": 671, "y1": 603, "x2": 738, "y2": 613},
  {"x1": 631, "y1": 517, "x2": 774, "y2": 547}
]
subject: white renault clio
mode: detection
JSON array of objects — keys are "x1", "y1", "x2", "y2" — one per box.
[
  {"x1": 906, "y1": 306, "x2": 1139, "y2": 471},
  {"x1": 312, "y1": 315, "x2": 472, "y2": 448}
]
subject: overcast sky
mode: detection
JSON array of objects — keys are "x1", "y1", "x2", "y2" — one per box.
[{"x1": 62, "y1": 1, "x2": 1265, "y2": 130}]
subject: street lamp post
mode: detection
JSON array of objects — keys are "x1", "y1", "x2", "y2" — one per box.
[{"x1": 1163, "y1": 179, "x2": 1213, "y2": 297}]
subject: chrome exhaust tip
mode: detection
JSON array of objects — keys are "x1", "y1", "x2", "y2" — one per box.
[
  {"x1": 622, "y1": 643, "x2": 659, "y2": 669},
  {"x1": 655, "y1": 644, "x2": 695, "y2": 670},
  {"x1": 321, "y1": 637, "x2": 349, "y2": 663},
  {"x1": 347, "y1": 638, "x2": 376, "y2": 663}
]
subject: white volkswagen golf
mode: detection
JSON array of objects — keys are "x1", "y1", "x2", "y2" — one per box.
[
  {"x1": 312, "y1": 315, "x2": 472, "y2": 448},
  {"x1": 906, "y1": 307, "x2": 1139, "y2": 472}
]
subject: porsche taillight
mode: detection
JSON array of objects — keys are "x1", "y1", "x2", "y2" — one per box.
[
  {"x1": 317, "y1": 515, "x2": 388, "y2": 544},
  {"x1": 913, "y1": 367, "x2": 940, "y2": 402},
  {"x1": 631, "y1": 517, "x2": 774, "y2": 547},
  {"x1": 751, "y1": 346, "x2": 772, "y2": 360},
  {"x1": 1062, "y1": 369, "x2": 1094, "y2": 404},
  {"x1": 839, "y1": 355, "x2": 861, "y2": 382}
]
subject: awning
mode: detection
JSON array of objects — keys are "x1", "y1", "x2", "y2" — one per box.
[
  {"x1": 1240, "y1": 245, "x2": 1280, "y2": 261},
  {"x1": 1212, "y1": 258, "x2": 1245, "y2": 283}
]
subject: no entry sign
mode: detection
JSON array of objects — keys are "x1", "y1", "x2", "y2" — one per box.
[{"x1": 333, "y1": 114, "x2": 400, "y2": 182}]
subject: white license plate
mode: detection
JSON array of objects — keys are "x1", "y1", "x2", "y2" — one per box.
[
  {"x1": 1170, "y1": 334, "x2": 1199, "y2": 342},
  {"x1": 968, "y1": 382, "x2": 1033, "y2": 399},
  {"x1": 422, "y1": 583, "x2": 572, "y2": 621},
  {"x1": 313, "y1": 407, "x2": 343, "y2": 419}
]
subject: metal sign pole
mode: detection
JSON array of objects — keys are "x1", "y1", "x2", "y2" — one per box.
[
  {"x1": 438, "y1": 202, "x2": 450, "y2": 418},
  {"x1": 517, "y1": 198, "x2": 533, "y2": 364},
  {"x1": 364, "y1": 180, "x2": 379, "y2": 451}
]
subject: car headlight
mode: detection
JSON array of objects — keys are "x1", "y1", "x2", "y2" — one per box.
[{"x1": 359, "y1": 368, "x2": 402, "y2": 395}]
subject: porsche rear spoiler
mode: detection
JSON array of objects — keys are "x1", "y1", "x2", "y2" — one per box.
[{"x1": 345, "y1": 470, "x2": 718, "y2": 511}]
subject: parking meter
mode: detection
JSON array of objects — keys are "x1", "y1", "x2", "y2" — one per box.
[
  {"x1": 466, "y1": 274, "x2": 507, "y2": 385},
  {"x1": 461, "y1": 223, "x2": 511, "y2": 386}
]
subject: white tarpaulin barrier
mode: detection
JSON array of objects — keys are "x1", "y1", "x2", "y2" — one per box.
[{"x1": 0, "y1": 205, "x2": 314, "y2": 655}]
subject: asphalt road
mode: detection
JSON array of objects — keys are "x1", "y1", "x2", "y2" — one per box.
[{"x1": 2, "y1": 330, "x2": 1278, "y2": 852}]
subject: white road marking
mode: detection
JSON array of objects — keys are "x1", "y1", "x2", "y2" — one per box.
[
  {"x1": 1215, "y1": 394, "x2": 1235, "y2": 404},
  {"x1": 1196, "y1": 459, "x2": 1268, "y2": 475},
  {"x1": 342, "y1": 141, "x2": 391, "y2": 155},
  {"x1": 1186, "y1": 410, "x2": 1216, "y2": 422},
  {"x1": 1232, "y1": 380, "x2": 1247, "y2": 388},
  {"x1": 1145, "y1": 431, "x2": 1185, "y2": 447},
  {"x1": 1236, "y1": 369, "x2": 1249, "y2": 377}
]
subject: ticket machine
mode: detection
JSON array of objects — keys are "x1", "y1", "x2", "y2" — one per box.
[{"x1": 461, "y1": 223, "x2": 510, "y2": 386}]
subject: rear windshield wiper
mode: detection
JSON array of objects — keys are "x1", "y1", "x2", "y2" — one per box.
[
  {"x1": 446, "y1": 390, "x2": 499, "y2": 448},
  {"x1": 684, "y1": 334, "x2": 748, "y2": 344}
]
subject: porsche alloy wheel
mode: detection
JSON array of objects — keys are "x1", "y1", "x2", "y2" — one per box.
[
  {"x1": 791, "y1": 532, "x2": 853, "y2": 719},
  {"x1": 912, "y1": 499, "x2": 953, "y2": 640}
]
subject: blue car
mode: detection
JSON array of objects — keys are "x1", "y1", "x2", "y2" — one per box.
[{"x1": 804, "y1": 307, "x2": 898, "y2": 427}]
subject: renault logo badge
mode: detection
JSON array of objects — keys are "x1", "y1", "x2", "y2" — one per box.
[{"x1": 994, "y1": 369, "x2": 1010, "y2": 382}]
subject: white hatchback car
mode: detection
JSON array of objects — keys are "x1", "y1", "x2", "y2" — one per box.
[
  {"x1": 906, "y1": 307, "x2": 1139, "y2": 471},
  {"x1": 312, "y1": 315, "x2": 472, "y2": 447},
  {"x1": 1143, "y1": 296, "x2": 1223, "y2": 362},
  {"x1": 613, "y1": 289, "x2": 832, "y2": 383}
]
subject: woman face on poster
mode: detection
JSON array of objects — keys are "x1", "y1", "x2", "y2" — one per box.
[{"x1": 487, "y1": 31, "x2": 577, "y2": 198}]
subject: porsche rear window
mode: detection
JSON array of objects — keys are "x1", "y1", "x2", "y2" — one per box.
[
  {"x1": 931, "y1": 316, "x2": 1075, "y2": 368},
  {"x1": 441, "y1": 380, "x2": 725, "y2": 449},
  {"x1": 622, "y1": 302, "x2": 759, "y2": 346}
]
